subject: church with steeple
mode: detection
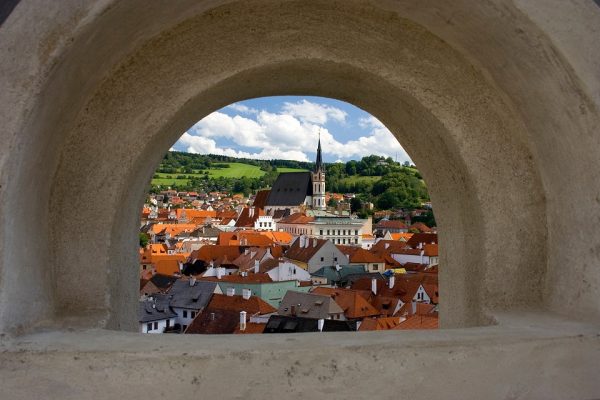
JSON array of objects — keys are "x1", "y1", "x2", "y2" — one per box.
[
  {"x1": 262, "y1": 136, "x2": 327, "y2": 215},
  {"x1": 311, "y1": 136, "x2": 326, "y2": 210}
]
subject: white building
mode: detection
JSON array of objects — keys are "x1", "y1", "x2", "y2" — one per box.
[{"x1": 254, "y1": 215, "x2": 276, "y2": 231}]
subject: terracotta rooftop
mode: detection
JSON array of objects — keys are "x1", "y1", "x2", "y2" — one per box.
[
  {"x1": 375, "y1": 220, "x2": 407, "y2": 229},
  {"x1": 189, "y1": 245, "x2": 241, "y2": 264},
  {"x1": 311, "y1": 287, "x2": 379, "y2": 319},
  {"x1": 206, "y1": 293, "x2": 276, "y2": 315},
  {"x1": 284, "y1": 236, "x2": 329, "y2": 263},
  {"x1": 393, "y1": 314, "x2": 439, "y2": 330},
  {"x1": 358, "y1": 316, "x2": 403, "y2": 331}
]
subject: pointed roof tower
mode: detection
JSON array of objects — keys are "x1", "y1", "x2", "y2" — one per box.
[{"x1": 315, "y1": 131, "x2": 323, "y2": 172}]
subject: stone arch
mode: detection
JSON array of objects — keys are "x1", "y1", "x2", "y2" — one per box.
[
  {"x1": 50, "y1": 5, "x2": 546, "y2": 331},
  {"x1": 2, "y1": 2, "x2": 600, "y2": 397},
  {"x1": 0, "y1": 0, "x2": 598, "y2": 337}
]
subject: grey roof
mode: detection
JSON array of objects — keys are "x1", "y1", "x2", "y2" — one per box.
[
  {"x1": 150, "y1": 274, "x2": 178, "y2": 290},
  {"x1": 266, "y1": 172, "x2": 312, "y2": 206},
  {"x1": 168, "y1": 279, "x2": 217, "y2": 311},
  {"x1": 277, "y1": 291, "x2": 343, "y2": 319},
  {"x1": 139, "y1": 295, "x2": 177, "y2": 323},
  {"x1": 263, "y1": 315, "x2": 356, "y2": 333},
  {"x1": 310, "y1": 265, "x2": 367, "y2": 285}
]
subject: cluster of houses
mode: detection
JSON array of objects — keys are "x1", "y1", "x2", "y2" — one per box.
[
  {"x1": 139, "y1": 219, "x2": 438, "y2": 334},
  {"x1": 139, "y1": 139, "x2": 438, "y2": 334}
]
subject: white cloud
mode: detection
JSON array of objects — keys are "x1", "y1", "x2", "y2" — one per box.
[
  {"x1": 176, "y1": 99, "x2": 412, "y2": 164},
  {"x1": 227, "y1": 103, "x2": 258, "y2": 114},
  {"x1": 281, "y1": 99, "x2": 347, "y2": 125}
]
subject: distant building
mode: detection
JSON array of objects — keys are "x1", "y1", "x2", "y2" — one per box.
[
  {"x1": 264, "y1": 137, "x2": 326, "y2": 215},
  {"x1": 277, "y1": 291, "x2": 346, "y2": 320},
  {"x1": 278, "y1": 214, "x2": 371, "y2": 246},
  {"x1": 284, "y1": 236, "x2": 349, "y2": 273}
]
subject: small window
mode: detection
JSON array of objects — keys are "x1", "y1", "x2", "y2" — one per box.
[
  {"x1": 373, "y1": 264, "x2": 378, "y2": 270},
  {"x1": 191, "y1": 311, "x2": 196, "y2": 319},
  {"x1": 183, "y1": 310, "x2": 188, "y2": 318},
  {"x1": 320, "y1": 230, "x2": 323, "y2": 235},
  {"x1": 320, "y1": 257, "x2": 324, "y2": 262},
  {"x1": 154, "y1": 322, "x2": 158, "y2": 330},
  {"x1": 147, "y1": 323, "x2": 152, "y2": 331},
  {"x1": 334, "y1": 257, "x2": 338, "y2": 262}
]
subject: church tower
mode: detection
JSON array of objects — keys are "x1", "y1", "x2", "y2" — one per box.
[{"x1": 312, "y1": 134, "x2": 326, "y2": 210}]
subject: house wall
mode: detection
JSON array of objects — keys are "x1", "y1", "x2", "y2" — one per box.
[
  {"x1": 139, "y1": 317, "x2": 175, "y2": 334},
  {"x1": 266, "y1": 262, "x2": 311, "y2": 282},
  {"x1": 392, "y1": 253, "x2": 431, "y2": 266},
  {"x1": 307, "y1": 244, "x2": 350, "y2": 274},
  {"x1": 172, "y1": 307, "x2": 199, "y2": 330}
]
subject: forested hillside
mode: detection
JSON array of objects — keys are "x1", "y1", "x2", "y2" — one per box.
[{"x1": 150, "y1": 151, "x2": 429, "y2": 211}]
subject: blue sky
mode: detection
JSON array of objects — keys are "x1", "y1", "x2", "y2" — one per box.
[{"x1": 172, "y1": 96, "x2": 412, "y2": 163}]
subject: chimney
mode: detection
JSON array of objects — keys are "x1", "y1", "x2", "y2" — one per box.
[
  {"x1": 290, "y1": 304, "x2": 297, "y2": 317},
  {"x1": 227, "y1": 287, "x2": 235, "y2": 296},
  {"x1": 313, "y1": 238, "x2": 317, "y2": 247},
  {"x1": 189, "y1": 277, "x2": 196, "y2": 287},
  {"x1": 388, "y1": 275, "x2": 395, "y2": 289},
  {"x1": 317, "y1": 319, "x2": 325, "y2": 332},
  {"x1": 371, "y1": 278, "x2": 378, "y2": 295},
  {"x1": 335, "y1": 263, "x2": 341, "y2": 271},
  {"x1": 298, "y1": 236, "x2": 305, "y2": 248},
  {"x1": 254, "y1": 260, "x2": 259, "y2": 274},
  {"x1": 384, "y1": 243, "x2": 389, "y2": 249},
  {"x1": 239, "y1": 311, "x2": 247, "y2": 331},
  {"x1": 242, "y1": 288, "x2": 251, "y2": 300},
  {"x1": 217, "y1": 267, "x2": 223, "y2": 280},
  {"x1": 245, "y1": 248, "x2": 249, "y2": 255}
]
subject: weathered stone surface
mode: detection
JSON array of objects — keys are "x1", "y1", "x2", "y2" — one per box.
[
  {"x1": 0, "y1": 1, "x2": 599, "y2": 398},
  {"x1": 1, "y1": 312, "x2": 599, "y2": 399}
]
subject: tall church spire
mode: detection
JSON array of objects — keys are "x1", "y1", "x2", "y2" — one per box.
[
  {"x1": 311, "y1": 130, "x2": 326, "y2": 210},
  {"x1": 315, "y1": 130, "x2": 323, "y2": 172}
]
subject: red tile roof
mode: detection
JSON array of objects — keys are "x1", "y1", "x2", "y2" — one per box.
[
  {"x1": 409, "y1": 222, "x2": 432, "y2": 233},
  {"x1": 284, "y1": 237, "x2": 329, "y2": 263},
  {"x1": 394, "y1": 314, "x2": 439, "y2": 330},
  {"x1": 358, "y1": 316, "x2": 403, "y2": 331},
  {"x1": 375, "y1": 220, "x2": 407, "y2": 229},
  {"x1": 278, "y1": 212, "x2": 315, "y2": 225},
  {"x1": 252, "y1": 190, "x2": 271, "y2": 209},
  {"x1": 189, "y1": 245, "x2": 241, "y2": 264},
  {"x1": 233, "y1": 322, "x2": 266, "y2": 334},
  {"x1": 206, "y1": 293, "x2": 276, "y2": 315},
  {"x1": 235, "y1": 207, "x2": 264, "y2": 227},
  {"x1": 406, "y1": 233, "x2": 438, "y2": 248},
  {"x1": 312, "y1": 287, "x2": 379, "y2": 319}
]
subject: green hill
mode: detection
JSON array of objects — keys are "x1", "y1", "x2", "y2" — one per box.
[{"x1": 151, "y1": 162, "x2": 305, "y2": 186}]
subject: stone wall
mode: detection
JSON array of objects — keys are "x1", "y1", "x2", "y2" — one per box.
[{"x1": 0, "y1": 1, "x2": 599, "y2": 398}]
